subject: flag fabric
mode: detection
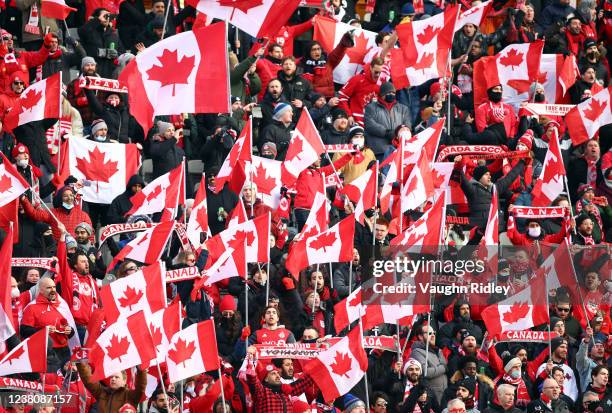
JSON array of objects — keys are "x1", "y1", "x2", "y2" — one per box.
[
  {"x1": 166, "y1": 320, "x2": 220, "y2": 383},
  {"x1": 558, "y1": 54, "x2": 580, "y2": 98},
  {"x1": 455, "y1": 1, "x2": 492, "y2": 32},
  {"x1": 187, "y1": 174, "x2": 210, "y2": 249},
  {"x1": 228, "y1": 198, "x2": 248, "y2": 227},
  {"x1": 312, "y1": 16, "x2": 378, "y2": 84},
  {"x1": 66, "y1": 137, "x2": 141, "y2": 204},
  {"x1": 40, "y1": 0, "x2": 76, "y2": 19},
  {"x1": 109, "y1": 222, "x2": 175, "y2": 269},
  {"x1": 401, "y1": 150, "x2": 435, "y2": 212},
  {"x1": 333, "y1": 287, "x2": 363, "y2": 333},
  {"x1": 216, "y1": 118, "x2": 252, "y2": 193},
  {"x1": 538, "y1": 54, "x2": 578, "y2": 103},
  {"x1": 200, "y1": 240, "x2": 247, "y2": 287},
  {"x1": 99, "y1": 261, "x2": 167, "y2": 324},
  {"x1": 205, "y1": 213, "x2": 270, "y2": 264},
  {"x1": 0, "y1": 223, "x2": 15, "y2": 341},
  {"x1": 342, "y1": 167, "x2": 377, "y2": 224},
  {"x1": 0, "y1": 328, "x2": 48, "y2": 375},
  {"x1": 89, "y1": 311, "x2": 156, "y2": 381},
  {"x1": 186, "y1": 0, "x2": 302, "y2": 39},
  {"x1": 531, "y1": 126, "x2": 566, "y2": 207},
  {"x1": 149, "y1": 300, "x2": 182, "y2": 366},
  {"x1": 294, "y1": 180, "x2": 329, "y2": 242},
  {"x1": 303, "y1": 325, "x2": 367, "y2": 402},
  {"x1": 565, "y1": 86, "x2": 612, "y2": 145},
  {"x1": 0, "y1": 153, "x2": 31, "y2": 208},
  {"x1": 391, "y1": 7, "x2": 459, "y2": 88},
  {"x1": 119, "y1": 22, "x2": 230, "y2": 131},
  {"x1": 286, "y1": 214, "x2": 355, "y2": 277},
  {"x1": 390, "y1": 194, "x2": 446, "y2": 249},
  {"x1": 4, "y1": 73, "x2": 61, "y2": 130},
  {"x1": 240, "y1": 156, "x2": 283, "y2": 209},
  {"x1": 281, "y1": 109, "x2": 326, "y2": 185},
  {"x1": 0, "y1": 199, "x2": 18, "y2": 243},
  {"x1": 126, "y1": 163, "x2": 184, "y2": 217},
  {"x1": 483, "y1": 186, "x2": 499, "y2": 245}
]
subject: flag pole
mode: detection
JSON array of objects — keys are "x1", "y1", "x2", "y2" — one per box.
[
  {"x1": 371, "y1": 161, "x2": 380, "y2": 256},
  {"x1": 445, "y1": 6, "x2": 462, "y2": 133},
  {"x1": 329, "y1": 262, "x2": 334, "y2": 289},
  {"x1": 244, "y1": 237, "x2": 249, "y2": 355},
  {"x1": 348, "y1": 260, "x2": 353, "y2": 295},
  {"x1": 218, "y1": 367, "x2": 228, "y2": 413},
  {"x1": 399, "y1": 133, "x2": 405, "y2": 235},
  {"x1": 160, "y1": 0, "x2": 172, "y2": 40},
  {"x1": 358, "y1": 317, "x2": 370, "y2": 410},
  {"x1": 33, "y1": 191, "x2": 63, "y2": 227},
  {"x1": 543, "y1": 241, "x2": 553, "y2": 358}
]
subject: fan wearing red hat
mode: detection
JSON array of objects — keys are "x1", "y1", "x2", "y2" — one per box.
[
  {"x1": 474, "y1": 84, "x2": 518, "y2": 139},
  {"x1": 11, "y1": 143, "x2": 58, "y2": 202}
]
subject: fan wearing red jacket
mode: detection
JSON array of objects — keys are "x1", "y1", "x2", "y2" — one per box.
[
  {"x1": 0, "y1": 30, "x2": 53, "y2": 91},
  {"x1": 506, "y1": 212, "x2": 571, "y2": 246},
  {"x1": 475, "y1": 84, "x2": 518, "y2": 139},
  {"x1": 337, "y1": 57, "x2": 385, "y2": 127},
  {"x1": 256, "y1": 43, "x2": 284, "y2": 100},
  {"x1": 251, "y1": 19, "x2": 314, "y2": 58}
]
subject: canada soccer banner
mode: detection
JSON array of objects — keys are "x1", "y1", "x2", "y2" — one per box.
[
  {"x1": 120, "y1": 22, "x2": 230, "y2": 131},
  {"x1": 4, "y1": 73, "x2": 61, "y2": 131},
  {"x1": 565, "y1": 86, "x2": 612, "y2": 145},
  {"x1": 67, "y1": 137, "x2": 141, "y2": 204},
  {"x1": 313, "y1": 16, "x2": 378, "y2": 84}
]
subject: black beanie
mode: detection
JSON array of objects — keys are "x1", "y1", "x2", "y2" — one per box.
[
  {"x1": 457, "y1": 377, "x2": 477, "y2": 395},
  {"x1": 472, "y1": 165, "x2": 489, "y2": 182}
]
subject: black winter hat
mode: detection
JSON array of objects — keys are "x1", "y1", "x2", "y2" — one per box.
[
  {"x1": 472, "y1": 165, "x2": 489, "y2": 182},
  {"x1": 457, "y1": 377, "x2": 477, "y2": 395}
]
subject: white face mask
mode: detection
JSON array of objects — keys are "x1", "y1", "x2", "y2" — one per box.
[
  {"x1": 527, "y1": 226, "x2": 541, "y2": 238},
  {"x1": 186, "y1": 384, "x2": 195, "y2": 394},
  {"x1": 62, "y1": 202, "x2": 74, "y2": 210},
  {"x1": 351, "y1": 138, "x2": 364, "y2": 149},
  {"x1": 16, "y1": 159, "x2": 28, "y2": 168},
  {"x1": 398, "y1": 130, "x2": 412, "y2": 140},
  {"x1": 11, "y1": 287, "x2": 20, "y2": 298}
]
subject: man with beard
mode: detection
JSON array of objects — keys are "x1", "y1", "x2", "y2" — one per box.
[
  {"x1": 259, "y1": 79, "x2": 293, "y2": 133},
  {"x1": 277, "y1": 56, "x2": 312, "y2": 117},
  {"x1": 402, "y1": 358, "x2": 440, "y2": 411},
  {"x1": 569, "y1": 67, "x2": 604, "y2": 104},
  {"x1": 493, "y1": 355, "x2": 531, "y2": 408},
  {"x1": 439, "y1": 300, "x2": 483, "y2": 347},
  {"x1": 448, "y1": 331, "x2": 494, "y2": 380},
  {"x1": 107, "y1": 175, "x2": 144, "y2": 224},
  {"x1": 474, "y1": 84, "x2": 518, "y2": 138},
  {"x1": 321, "y1": 108, "x2": 351, "y2": 145},
  {"x1": 577, "y1": 327, "x2": 608, "y2": 391},
  {"x1": 579, "y1": 39, "x2": 609, "y2": 86},
  {"x1": 66, "y1": 57, "x2": 100, "y2": 127},
  {"x1": 411, "y1": 325, "x2": 448, "y2": 404},
  {"x1": 574, "y1": 214, "x2": 602, "y2": 245},
  {"x1": 536, "y1": 338, "x2": 579, "y2": 402},
  {"x1": 569, "y1": 140, "x2": 604, "y2": 209},
  {"x1": 256, "y1": 43, "x2": 284, "y2": 100},
  {"x1": 552, "y1": 294, "x2": 583, "y2": 340}
]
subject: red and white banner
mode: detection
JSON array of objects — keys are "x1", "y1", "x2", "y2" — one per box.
[
  {"x1": 0, "y1": 378, "x2": 44, "y2": 392},
  {"x1": 0, "y1": 328, "x2": 48, "y2": 375},
  {"x1": 99, "y1": 261, "x2": 167, "y2": 323},
  {"x1": 531, "y1": 126, "x2": 565, "y2": 207},
  {"x1": 78, "y1": 76, "x2": 128, "y2": 94},
  {"x1": 67, "y1": 137, "x2": 141, "y2": 204},
  {"x1": 522, "y1": 103, "x2": 575, "y2": 116},
  {"x1": 166, "y1": 320, "x2": 220, "y2": 383},
  {"x1": 436, "y1": 145, "x2": 506, "y2": 161},
  {"x1": 512, "y1": 206, "x2": 566, "y2": 219},
  {"x1": 149, "y1": 300, "x2": 182, "y2": 366},
  {"x1": 10, "y1": 257, "x2": 56, "y2": 270},
  {"x1": 324, "y1": 144, "x2": 358, "y2": 153},
  {"x1": 187, "y1": 174, "x2": 210, "y2": 249},
  {"x1": 109, "y1": 221, "x2": 175, "y2": 268},
  {"x1": 41, "y1": 0, "x2": 76, "y2": 19},
  {"x1": 120, "y1": 23, "x2": 230, "y2": 131},
  {"x1": 126, "y1": 162, "x2": 184, "y2": 217},
  {"x1": 565, "y1": 86, "x2": 612, "y2": 145},
  {"x1": 165, "y1": 266, "x2": 201, "y2": 283},
  {"x1": 4, "y1": 73, "x2": 61, "y2": 130},
  {"x1": 99, "y1": 223, "x2": 157, "y2": 243},
  {"x1": 216, "y1": 118, "x2": 252, "y2": 193},
  {"x1": 455, "y1": 1, "x2": 492, "y2": 32},
  {"x1": 498, "y1": 330, "x2": 560, "y2": 342}
]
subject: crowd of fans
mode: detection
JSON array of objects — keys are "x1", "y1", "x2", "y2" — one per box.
[{"x1": 1, "y1": 0, "x2": 611, "y2": 412}]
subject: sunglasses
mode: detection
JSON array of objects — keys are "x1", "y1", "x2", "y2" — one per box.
[
  {"x1": 125, "y1": 266, "x2": 138, "y2": 272},
  {"x1": 557, "y1": 308, "x2": 570, "y2": 312},
  {"x1": 13, "y1": 81, "x2": 24, "y2": 86}
]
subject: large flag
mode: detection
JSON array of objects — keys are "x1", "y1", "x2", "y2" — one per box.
[
  {"x1": 455, "y1": 1, "x2": 492, "y2": 32},
  {"x1": 4, "y1": 73, "x2": 61, "y2": 130},
  {"x1": 531, "y1": 126, "x2": 566, "y2": 206},
  {"x1": 166, "y1": 320, "x2": 220, "y2": 383},
  {"x1": 100, "y1": 261, "x2": 167, "y2": 323},
  {"x1": 89, "y1": 311, "x2": 156, "y2": 381},
  {"x1": 342, "y1": 167, "x2": 377, "y2": 224},
  {"x1": 0, "y1": 153, "x2": 29, "y2": 208},
  {"x1": 391, "y1": 6, "x2": 460, "y2": 87},
  {"x1": 205, "y1": 213, "x2": 270, "y2": 264},
  {"x1": 0, "y1": 328, "x2": 48, "y2": 375},
  {"x1": 334, "y1": 287, "x2": 363, "y2": 333},
  {"x1": 187, "y1": 174, "x2": 210, "y2": 249},
  {"x1": 0, "y1": 223, "x2": 15, "y2": 341},
  {"x1": 303, "y1": 325, "x2": 367, "y2": 402},
  {"x1": 538, "y1": 54, "x2": 579, "y2": 104},
  {"x1": 390, "y1": 194, "x2": 446, "y2": 249},
  {"x1": 565, "y1": 86, "x2": 612, "y2": 145},
  {"x1": 109, "y1": 222, "x2": 175, "y2": 269},
  {"x1": 119, "y1": 22, "x2": 230, "y2": 131},
  {"x1": 216, "y1": 118, "x2": 252, "y2": 193},
  {"x1": 400, "y1": 150, "x2": 435, "y2": 212},
  {"x1": 66, "y1": 137, "x2": 141, "y2": 204},
  {"x1": 313, "y1": 16, "x2": 378, "y2": 84},
  {"x1": 244, "y1": 156, "x2": 283, "y2": 209},
  {"x1": 41, "y1": 0, "x2": 76, "y2": 19},
  {"x1": 126, "y1": 163, "x2": 184, "y2": 217},
  {"x1": 149, "y1": 300, "x2": 182, "y2": 366},
  {"x1": 286, "y1": 214, "x2": 355, "y2": 277},
  {"x1": 186, "y1": 0, "x2": 302, "y2": 39}
]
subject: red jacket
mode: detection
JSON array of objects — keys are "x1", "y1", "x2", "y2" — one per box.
[
  {"x1": 475, "y1": 100, "x2": 518, "y2": 138},
  {"x1": 294, "y1": 154, "x2": 352, "y2": 209},
  {"x1": 506, "y1": 215, "x2": 568, "y2": 246},
  {"x1": 338, "y1": 66, "x2": 380, "y2": 126},
  {"x1": 302, "y1": 39, "x2": 350, "y2": 98},
  {"x1": 21, "y1": 197, "x2": 94, "y2": 241},
  {"x1": 256, "y1": 57, "x2": 282, "y2": 100},
  {"x1": 0, "y1": 46, "x2": 49, "y2": 91},
  {"x1": 21, "y1": 294, "x2": 71, "y2": 348}
]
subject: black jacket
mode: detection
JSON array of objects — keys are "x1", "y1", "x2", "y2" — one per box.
[
  {"x1": 260, "y1": 121, "x2": 292, "y2": 161},
  {"x1": 84, "y1": 89, "x2": 130, "y2": 143},
  {"x1": 205, "y1": 184, "x2": 238, "y2": 235},
  {"x1": 117, "y1": 0, "x2": 147, "y2": 52},
  {"x1": 527, "y1": 398, "x2": 570, "y2": 413},
  {"x1": 276, "y1": 70, "x2": 313, "y2": 107},
  {"x1": 42, "y1": 45, "x2": 87, "y2": 84},
  {"x1": 320, "y1": 125, "x2": 349, "y2": 145},
  {"x1": 107, "y1": 175, "x2": 145, "y2": 224},
  {"x1": 78, "y1": 19, "x2": 123, "y2": 78},
  {"x1": 148, "y1": 137, "x2": 185, "y2": 179},
  {"x1": 14, "y1": 119, "x2": 57, "y2": 172}
]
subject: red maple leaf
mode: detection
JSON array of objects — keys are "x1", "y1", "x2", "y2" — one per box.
[
  {"x1": 105, "y1": 334, "x2": 130, "y2": 362},
  {"x1": 146, "y1": 185, "x2": 163, "y2": 202},
  {"x1": 146, "y1": 49, "x2": 195, "y2": 96},
  {"x1": 502, "y1": 302, "x2": 530, "y2": 323},
  {"x1": 308, "y1": 231, "x2": 337, "y2": 252},
  {"x1": 149, "y1": 323, "x2": 163, "y2": 350},
  {"x1": 0, "y1": 175, "x2": 12, "y2": 193},
  {"x1": 413, "y1": 53, "x2": 435, "y2": 72},
  {"x1": 117, "y1": 286, "x2": 144, "y2": 310},
  {"x1": 252, "y1": 162, "x2": 277, "y2": 196},
  {"x1": 416, "y1": 25, "x2": 441, "y2": 45},
  {"x1": 4, "y1": 346, "x2": 25, "y2": 364},
  {"x1": 346, "y1": 31, "x2": 373, "y2": 65},
  {"x1": 286, "y1": 135, "x2": 305, "y2": 164},
  {"x1": 506, "y1": 79, "x2": 532, "y2": 95},
  {"x1": 19, "y1": 89, "x2": 42, "y2": 113},
  {"x1": 218, "y1": 0, "x2": 263, "y2": 19},
  {"x1": 583, "y1": 98, "x2": 607, "y2": 122},
  {"x1": 348, "y1": 293, "x2": 361, "y2": 308},
  {"x1": 432, "y1": 169, "x2": 446, "y2": 188},
  {"x1": 330, "y1": 351, "x2": 353, "y2": 377},
  {"x1": 499, "y1": 49, "x2": 524, "y2": 70},
  {"x1": 167, "y1": 337, "x2": 196, "y2": 367},
  {"x1": 195, "y1": 205, "x2": 208, "y2": 229},
  {"x1": 300, "y1": 225, "x2": 320, "y2": 241},
  {"x1": 75, "y1": 146, "x2": 119, "y2": 183},
  {"x1": 228, "y1": 229, "x2": 255, "y2": 250}
]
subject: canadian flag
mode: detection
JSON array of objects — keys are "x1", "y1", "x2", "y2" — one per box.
[
  {"x1": 66, "y1": 137, "x2": 141, "y2": 204},
  {"x1": 286, "y1": 214, "x2": 355, "y2": 277},
  {"x1": 200, "y1": 240, "x2": 247, "y2": 287},
  {"x1": 455, "y1": 1, "x2": 492, "y2": 32},
  {"x1": 149, "y1": 300, "x2": 182, "y2": 366},
  {"x1": 242, "y1": 156, "x2": 283, "y2": 209},
  {"x1": 109, "y1": 221, "x2": 175, "y2": 269},
  {"x1": 228, "y1": 198, "x2": 248, "y2": 227},
  {"x1": 281, "y1": 109, "x2": 326, "y2": 186},
  {"x1": 538, "y1": 54, "x2": 579, "y2": 104},
  {"x1": 187, "y1": 174, "x2": 210, "y2": 249},
  {"x1": 481, "y1": 275, "x2": 549, "y2": 338},
  {"x1": 206, "y1": 213, "x2": 270, "y2": 264},
  {"x1": 295, "y1": 181, "x2": 329, "y2": 242},
  {"x1": 0, "y1": 224, "x2": 15, "y2": 341},
  {"x1": 119, "y1": 22, "x2": 230, "y2": 131},
  {"x1": 216, "y1": 118, "x2": 252, "y2": 193},
  {"x1": 313, "y1": 15, "x2": 378, "y2": 84},
  {"x1": 483, "y1": 186, "x2": 499, "y2": 245},
  {"x1": 126, "y1": 162, "x2": 184, "y2": 218},
  {"x1": 89, "y1": 311, "x2": 157, "y2": 381},
  {"x1": 303, "y1": 325, "x2": 367, "y2": 402},
  {"x1": 390, "y1": 194, "x2": 446, "y2": 249},
  {"x1": 401, "y1": 150, "x2": 435, "y2": 212},
  {"x1": 100, "y1": 261, "x2": 167, "y2": 324},
  {"x1": 334, "y1": 287, "x2": 364, "y2": 333},
  {"x1": 166, "y1": 320, "x2": 220, "y2": 383},
  {"x1": 187, "y1": 0, "x2": 301, "y2": 39},
  {"x1": 391, "y1": 7, "x2": 459, "y2": 88},
  {"x1": 40, "y1": 0, "x2": 76, "y2": 19},
  {"x1": 473, "y1": 40, "x2": 544, "y2": 107},
  {"x1": 0, "y1": 153, "x2": 29, "y2": 208},
  {"x1": 4, "y1": 73, "x2": 61, "y2": 131},
  {"x1": 540, "y1": 241, "x2": 577, "y2": 291},
  {"x1": 342, "y1": 167, "x2": 377, "y2": 224},
  {"x1": 0, "y1": 328, "x2": 48, "y2": 375},
  {"x1": 565, "y1": 86, "x2": 612, "y2": 145},
  {"x1": 531, "y1": 126, "x2": 566, "y2": 207}
]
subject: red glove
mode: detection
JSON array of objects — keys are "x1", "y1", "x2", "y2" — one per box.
[
  {"x1": 282, "y1": 276, "x2": 295, "y2": 290},
  {"x1": 43, "y1": 33, "x2": 55, "y2": 48},
  {"x1": 353, "y1": 150, "x2": 365, "y2": 164},
  {"x1": 241, "y1": 326, "x2": 251, "y2": 341}
]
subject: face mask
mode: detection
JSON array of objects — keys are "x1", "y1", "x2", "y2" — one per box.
[
  {"x1": 62, "y1": 202, "x2": 74, "y2": 210},
  {"x1": 94, "y1": 135, "x2": 106, "y2": 142},
  {"x1": 186, "y1": 385, "x2": 195, "y2": 394},
  {"x1": 510, "y1": 261, "x2": 530, "y2": 274},
  {"x1": 107, "y1": 99, "x2": 120, "y2": 107},
  {"x1": 351, "y1": 138, "x2": 364, "y2": 149},
  {"x1": 488, "y1": 90, "x2": 503, "y2": 103},
  {"x1": 16, "y1": 159, "x2": 28, "y2": 168},
  {"x1": 11, "y1": 287, "x2": 19, "y2": 298},
  {"x1": 261, "y1": 153, "x2": 275, "y2": 159},
  {"x1": 527, "y1": 226, "x2": 541, "y2": 238},
  {"x1": 534, "y1": 93, "x2": 545, "y2": 103},
  {"x1": 384, "y1": 94, "x2": 396, "y2": 103},
  {"x1": 510, "y1": 369, "x2": 521, "y2": 379}
]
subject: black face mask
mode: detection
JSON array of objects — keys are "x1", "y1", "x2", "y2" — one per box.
[
  {"x1": 261, "y1": 153, "x2": 275, "y2": 159},
  {"x1": 587, "y1": 51, "x2": 597, "y2": 60},
  {"x1": 384, "y1": 94, "x2": 396, "y2": 103},
  {"x1": 534, "y1": 92, "x2": 546, "y2": 102},
  {"x1": 487, "y1": 90, "x2": 503, "y2": 103}
]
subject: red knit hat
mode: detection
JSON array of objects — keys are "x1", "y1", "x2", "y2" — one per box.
[
  {"x1": 118, "y1": 404, "x2": 136, "y2": 413},
  {"x1": 517, "y1": 130, "x2": 534, "y2": 150},
  {"x1": 11, "y1": 143, "x2": 29, "y2": 159},
  {"x1": 257, "y1": 363, "x2": 280, "y2": 381},
  {"x1": 293, "y1": 399, "x2": 311, "y2": 413},
  {"x1": 219, "y1": 295, "x2": 237, "y2": 312}
]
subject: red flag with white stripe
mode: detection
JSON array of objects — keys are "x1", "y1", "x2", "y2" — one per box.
[
  {"x1": 228, "y1": 198, "x2": 248, "y2": 227},
  {"x1": 401, "y1": 150, "x2": 435, "y2": 212},
  {"x1": 100, "y1": 261, "x2": 167, "y2": 324},
  {"x1": 216, "y1": 118, "x2": 252, "y2": 193},
  {"x1": 41, "y1": 0, "x2": 76, "y2": 19},
  {"x1": 303, "y1": 325, "x2": 367, "y2": 402},
  {"x1": 531, "y1": 126, "x2": 566, "y2": 207},
  {"x1": 149, "y1": 300, "x2": 182, "y2": 366},
  {"x1": 239, "y1": 156, "x2": 283, "y2": 209},
  {"x1": 4, "y1": 73, "x2": 61, "y2": 131},
  {"x1": 109, "y1": 222, "x2": 175, "y2": 269},
  {"x1": 565, "y1": 86, "x2": 612, "y2": 145},
  {"x1": 342, "y1": 167, "x2": 377, "y2": 224},
  {"x1": 187, "y1": 174, "x2": 210, "y2": 249},
  {"x1": 295, "y1": 177, "x2": 329, "y2": 242},
  {"x1": 166, "y1": 320, "x2": 220, "y2": 383},
  {"x1": 119, "y1": 23, "x2": 230, "y2": 131},
  {"x1": 0, "y1": 328, "x2": 48, "y2": 375},
  {"x1": 390, "y1": 194, "x2": 446, "y2": 249},
  {"x1": 126, "y1": 162, "x2": 184, "y2": 217},
  {"x1": 483, "y1": 186, "x2": 499, "y2": 245},
  {"x1": 455, "y1": 1, "x2": 492, "y2": 32},
  {"x1": 538, "y1": 54, "x2": 578, "y2": 103},
  {"x1": 0, "y1": 223, "x2": 15, "y2": 341},
  {"x1": 205, "y1": 213, "x2": 270, "y2": 264},
  {"x1": 200, "y1": 240, "x2": 247, "y2": 287},
  {"x1": 333, "y1": 287, "x2": 363, "y2": 333}
]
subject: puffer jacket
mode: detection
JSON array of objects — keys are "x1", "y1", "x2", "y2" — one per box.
[
  {"x1": 259, "y1": 120, "x2": 292, "y2": 160},
  {"x1": 84, "y1": 89, "x2": 130, "y2": 143},
  {"x1": 364, "y1": 99, "x2": 412, "y2": 156},
  {"x1": 410, "y1": 341, "x2": 448, "y2": 404},
  {"x1": 276, "y1": 70, "x2": 313, "y2": 107}
]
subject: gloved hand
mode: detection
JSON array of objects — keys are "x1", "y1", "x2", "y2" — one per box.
[
  {"x1": 241, "y1": 326, "x2": 251, "y2": 341},
  {"x1": 98, "y1": 48, "x2": 107, "y2": 58},
  {"x1": 106, "y1": 48, "x2": 118, "y2": 59},
  {"x1": 384, "y1": 129, "x2": 394, "y2": 140},
  {"x1": 339, "y1": 31, "x2": 355, "y2": 48},
  {"x1": 365, "y1": 208, "x2": 376, "y2": 218},
  {"x1": 352, "y1": 149, "x2": 364, "y2": 164},
  {"x1": 65, "y1": 36, "x2": 77, "y2": 47},
  {"x1": 43, "y1": 33, "x2": 55, "y2": 48},
  {"x1": 282, "y1": 276, "x2": 295, "y2": 290}
]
